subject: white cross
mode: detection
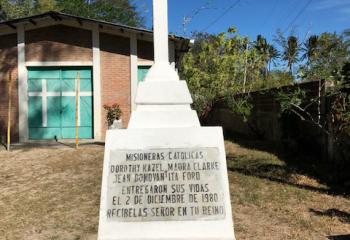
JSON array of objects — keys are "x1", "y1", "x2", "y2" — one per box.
[
  {"x1": 28, "y1": 79, "x2": 92, "y2": 127},
  {"x1": 153, "y1": 0, "x2": 169, "y2": 64}
]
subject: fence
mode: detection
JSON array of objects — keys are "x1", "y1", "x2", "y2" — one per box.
[{"x1": 206, "y1": 80, "x2": 346, "y2": 162}]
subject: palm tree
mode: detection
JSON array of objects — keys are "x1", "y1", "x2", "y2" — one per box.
[
  {"x1": 267, "y1": 44, "x2": 279, "y2": 71},
  {"x1": 302, "y1": 35, "x2": 319, "y2": 66},
  {"x1": 254, "y1": 35, "x2": 279, "y2": 75},
  {"x1": 274, "y1": 30, "x2": 301, "y2": 74},
  {"x1": 343, "y1": 29, "x2": 350, "y2": 53},
  {"x1": 284, "y1": 36, "x2": 300, "y2": 74}
]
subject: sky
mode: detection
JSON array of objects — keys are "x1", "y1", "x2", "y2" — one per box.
[{"x1": 135, "y1": 0, "x2": 350, "y2": 43}]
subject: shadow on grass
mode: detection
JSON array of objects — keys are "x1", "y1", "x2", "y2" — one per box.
[
  {"x1": 227, "y1": 156, "x2": 334, "y2": 195},
  {"x1": 225, "y1": 134, "x2": 350, "y2": 197},
  {"x1": 310, "y1": 208, "x2": 350, "y2": 223},
  {"x1": 4, "y1": 141, "x2": 105, "y2": 152},
  {"x1": 56, "y1": 141, "x2": 105, "y2": 148},
  {"x1": 327, "y1": 235, "x2": 350, "y2": 240}
]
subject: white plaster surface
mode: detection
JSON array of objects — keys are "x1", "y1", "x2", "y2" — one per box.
[
  {"x1": 152, "y1": 0, "x2": 169, "y2": 64},
  {"x1": 128, "y1": 110, "x2": 200, "y2": 128},
  {"x1": 98, "y1": 127, "x2": 236, "y2": 240},
  {"x1": 17, "y1": 24, "x2": 28, "y2": 142},
  {"x1": 92, "y1": 24, "x2": 102, "y2": 140},
  {"x1": 130, "y1": 33, "x2": 138, "y2": 111},
  {"x1": 25, "y1": 61, "x2": 93, "y2": 66},
  {"x1": 135, "y1": 81, "x2": 193, "y2": 104}
]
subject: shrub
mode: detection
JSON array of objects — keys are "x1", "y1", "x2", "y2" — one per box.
[{"x1": 103, "y1": 103, "x2": 122, "y2": 126}]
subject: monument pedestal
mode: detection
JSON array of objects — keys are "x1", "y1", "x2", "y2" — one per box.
[
  {"x1": 98, "y1": 127, "x2": 235, "y2": 240},
  {"x1": 98, "y1": 1, "x2": 235, "y2": 239}
]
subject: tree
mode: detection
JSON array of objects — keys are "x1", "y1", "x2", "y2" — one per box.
[
  {"x1": 253, "y1": 35, "x2": 279, "y2": 75},
  {"x1": 0, "y1": 0, "x2": 144, "y2": 27},
  {"x1": 302, "y1": 35, "x2": 319, "y2": 66},
  {"x1": 254, "y1": 35, "x2": 270, "y2": 76},
  {"x1": 35, "y1": 0, "x2": 56, "y2": 12},
  {"x1": 56, "y1": 0, "x2": 143, "y2": 26},
  {"x1": 267, "y1": 44, "x2": 279, "y2": 71},
  {"x1": 300, "y1": 32, "x2": 348, "y2": 81},
  {"x1": 277, "y1": 31, "x2": 349, "y2": 162},
  {"x1": 275, "y1": 30, "x2": 301, "y2": 74},
  {"x1": 0, "y1": 0, "x2": 36, "y2": 20},
  {"x1": 343, "y1": 29, "x2": 350, "y2": 52},
  {"x1": 179, "y1": 28, "x2": 265, "y2": 120}
]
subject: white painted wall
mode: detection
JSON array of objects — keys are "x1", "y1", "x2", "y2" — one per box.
[
  {"x1": 92, "y1": 24, "x2": 102, "y2": 140},
  {"x1": 26, "y1": 61, "x2": 92, "y2": 67},
  {"x1": 17, "y1": 24, "x2": 28, "y2": 142},
  {"x1": 130, "y1": 33, "x2": 138, "y2": 111}
]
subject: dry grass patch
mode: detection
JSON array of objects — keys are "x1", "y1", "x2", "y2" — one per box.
[
  {"x1": 226, "y1": 141, "x2": 350, "y2": 240},
  {"x1": 0, "y1": 141, "x2": 349, "y2": 239},
  {"x1": 0, "y1": 145, "x2": 103, "y2": 240}
]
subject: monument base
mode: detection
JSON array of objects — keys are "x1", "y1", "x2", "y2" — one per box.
[{"x1": 98, "y1": 127, "x2": 235, "y2": 240}]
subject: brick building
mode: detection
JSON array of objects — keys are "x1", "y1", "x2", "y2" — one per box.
[{"x1": 0, "y1": 12, "x2": 189, "y2": 142}]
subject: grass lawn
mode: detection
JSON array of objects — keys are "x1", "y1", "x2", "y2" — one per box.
[{"x1": 0, "y1": 140, "x2": 349, "y2": 240}]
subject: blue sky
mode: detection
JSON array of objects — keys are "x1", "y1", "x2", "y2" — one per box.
[{"x1": 135, "y1": 0, "x2": 350, "y2": 43}]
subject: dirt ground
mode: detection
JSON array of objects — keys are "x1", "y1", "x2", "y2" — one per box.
[{"x1": 0, "y1": 141, "x2": 349, "y2": 240}]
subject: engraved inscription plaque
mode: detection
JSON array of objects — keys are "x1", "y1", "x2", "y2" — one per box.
[{"x1": 106, "y1": 148, "x2": 226, "y2": 222}]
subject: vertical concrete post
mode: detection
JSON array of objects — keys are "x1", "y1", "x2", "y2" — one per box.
[
  {"x1": 92, "y1": 24, "x2": 102, "y2": 140},
  {"x1": 143, "y1": 0, "x2": 179, "y2": 82},
  {"x1": 153, "y1": 0, "x2": 169, "y2": 65},
  {"x1": 130, "y1": 33, "x2": 138, "y2": 111},
  {"x1": 17, "y1": 24, "x2": 28, "y2": 142}
]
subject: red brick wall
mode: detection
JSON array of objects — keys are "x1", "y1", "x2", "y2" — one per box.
[
  {"x1": 100, "y1": 33, "x2": 131, "y2": 138},
  {"x1": 0, "y1": 34, "x2": 19, "y2": 143},
  {"x1": 25, "y1": 25, "x2": 92, "y2": 61}
]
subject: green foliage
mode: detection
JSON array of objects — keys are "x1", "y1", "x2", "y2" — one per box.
[
  {"x1": 56, "y1": 0, "x2": 143, "y2": 26},
  {"x1": 0, "y1": 0, "x2": 144, "y2": 27},
  {"x1": 226, "y1": 96, "x2": 253, "y2": 122},
  {"x1": 332, "y1": 94, "x2": 350, "y2": 138},
  {"x1": 302, "y1": 35, "x2": 319, "y2": 64},
  {"x1": 275, "y1": 87, "x2": 306, "y2": 113},
  {"x1": 252, "y1": 70, "x2": 294, "y2": 90},
  {"x1": 274, "y1": 31, "x2": 349, "y2": 148},
  {"x1": 275, "y1": 30, "x2": 301, "y2": 74},
  {"x1": 0, "y1": 0, "x2": 37, "y2": 20},
  {"x1": 343, "y1": 29, "x2": 350, "y2": 52},
  {"x1": 299, "y1": 33, "x2": 348, "y2": 82},
  {"x1": 179, "y1": 28, "x2": 265, "y2": 119},
  {"x1": 254, "y1": 35, "x2": 279, "y2": 75},
  {"x1": 103, "y1": 103, "x2": 122, "y2": 126}
]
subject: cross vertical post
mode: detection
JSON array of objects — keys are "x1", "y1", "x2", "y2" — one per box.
[
  {"x1": 128, "y1": 0, "x2": 199, "y2": 128},
  {"x1": 143, "y1": 0, "x2": 179, "y2": 82},
  {"x1": 153, "y1": 0, "x2": 169, "y2": 65}
]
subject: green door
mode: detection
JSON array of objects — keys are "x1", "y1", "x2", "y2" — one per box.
[
  {"x1": 28, "y1": 67, "x2": 93, "y2": 140},
  {"x1": 138, "y1": 65, "x2": 151, "y2": 82}
]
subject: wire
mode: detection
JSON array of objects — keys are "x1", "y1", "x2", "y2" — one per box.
[
  {"x1": 261, "y1": 0, "x2": 278, "y2": 30},
  {"x1": 283, "y1": 0, "x2": 313, "y2": 34},
  {"x1": 201, "y1": 0, "x2": 241, "y2": 32},
  {"x1": 179, "y1": 0, "x2": 215, "y2": 35}
]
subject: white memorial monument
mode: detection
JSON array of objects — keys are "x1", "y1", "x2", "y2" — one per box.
[{"x1": 98, "y1": 0, "x2": 236, "y2": 239}]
